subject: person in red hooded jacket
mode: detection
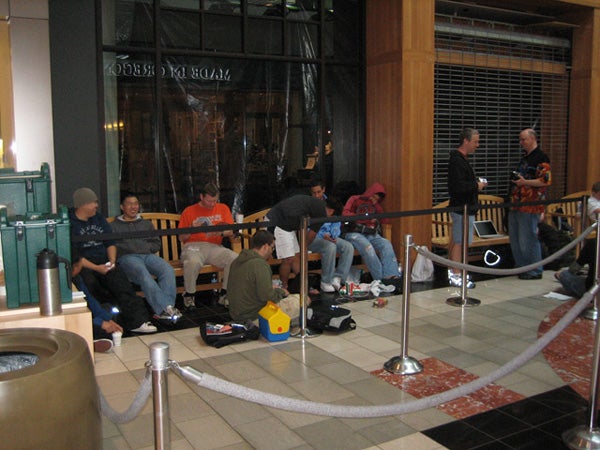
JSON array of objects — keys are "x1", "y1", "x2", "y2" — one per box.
[{"x1": 342, "y1": 183, "x2": 401, "y2": 285}]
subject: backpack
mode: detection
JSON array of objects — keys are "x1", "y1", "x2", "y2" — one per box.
[
  {"x1": 538, "y1": 222, "x2": 575, "y2": 270},
  {"x1": 200, "y1": 321, "x2": 260, "y2": 348},
  {"x1": 307, "y1": 301, "x2": 356, "y2": 332}
]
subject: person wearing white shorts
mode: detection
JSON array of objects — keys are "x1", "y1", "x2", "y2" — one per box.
[{"x1": 266, "y1": 195, "x2": 337, "y2": 290}]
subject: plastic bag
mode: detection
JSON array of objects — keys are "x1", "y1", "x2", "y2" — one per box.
[{"x1": 411, "y1": 254, "x2": 434, "y2": 282}]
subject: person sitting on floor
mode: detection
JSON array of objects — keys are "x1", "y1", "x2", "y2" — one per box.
[
  {"x1": 554, "y1": 180, "x2": 600, "y2": 298},
  {"x1": 71, "y1": 248, "x2": 122, "y2": 353},
  {"x1": 227, "y1": 230, "x2": 300, "y2": 325}
]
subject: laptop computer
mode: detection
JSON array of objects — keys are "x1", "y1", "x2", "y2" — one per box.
[{"x1": 473, "y1": 220, "x2": 506, "y2": 239}]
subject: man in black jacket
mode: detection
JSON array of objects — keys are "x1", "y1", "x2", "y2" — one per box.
[{"x1": 447, "y1": 128, "x2": 488, "y2": 288}]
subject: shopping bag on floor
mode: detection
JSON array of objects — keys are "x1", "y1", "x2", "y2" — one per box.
[{"x1": 411, "y1": 254, "x2": 434, "y2": 282}]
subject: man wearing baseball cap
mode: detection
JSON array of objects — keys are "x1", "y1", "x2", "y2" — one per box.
[{"x1": 70, "y1": 187, "x2": 157, "y2": 334}]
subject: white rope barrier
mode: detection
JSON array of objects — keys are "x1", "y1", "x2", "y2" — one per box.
[
  {"x1": 417, "y1": 222, "x2": 596, "y2": 276},
  {"x1": 171, "y1": 287, "x2": 595, "y2": 418}
]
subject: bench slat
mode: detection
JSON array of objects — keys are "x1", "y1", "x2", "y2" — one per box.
[{"x1": 431, "y1": 195, "x2": 509, "y2": 250}]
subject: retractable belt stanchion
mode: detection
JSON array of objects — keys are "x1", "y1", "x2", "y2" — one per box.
[
  {"x1": 384, "y1": 234, "x2": 423, "y2": 375},
  {"x1": 149, "y1": 342, "x2": 171, "y2": 450},
  {"x1": 584, "y1": 215, "x2": 600, "y2": 321},
  {"x1": 447, "y1": 204, "x2": 480, "y2": 307},
  {"x1": 292, "y1": 215, "x2": 320, "y2": 338}
]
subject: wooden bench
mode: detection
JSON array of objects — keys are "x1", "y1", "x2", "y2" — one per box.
[
  {"x1": 109, "y1": 213, "x2": 241, "y2": 293},
  {"x1": 545, "y1": 191, "x2": 592, "y2": 237},
  {"x1": 238, "y1": 208, "x2": 392, "y2": 274},
  {"x1": 545, "y1": 191, "x2": 595, "y2": 256},
  {"x1": 431, "y1": 194, "x2": 510, "y2": 251}
]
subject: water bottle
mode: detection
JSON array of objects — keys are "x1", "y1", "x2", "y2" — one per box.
[{"x1": 211, "y1": 273, "x2": 219, "y2": 296}]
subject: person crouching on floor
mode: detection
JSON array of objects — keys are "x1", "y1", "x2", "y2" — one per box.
[{"x1": 227, "y1": 230, "x2": 303, "y2": 326}]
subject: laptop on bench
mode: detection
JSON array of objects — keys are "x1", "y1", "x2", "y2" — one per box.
[{"x1": 473, "y1": 220, "x2": 506, "y2": 239}]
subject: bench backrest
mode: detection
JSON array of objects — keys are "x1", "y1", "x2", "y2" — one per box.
[
  {"x1": 545, "y1": 190, "x2": 591, "y2": 236},
  {"x1": 239, "y1": 208, "x2": 270, "y2": 250},
  {"x1": 431, "y1": 194, "x2": 507, "y2": 242}
]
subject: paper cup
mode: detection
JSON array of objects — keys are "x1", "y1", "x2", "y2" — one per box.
[
  {"x1": 235, "y1": 213, "x2": 244, "y2": 224},
  {"x1": 112, "y1": 331, "x2": 122, "y2": 347}
]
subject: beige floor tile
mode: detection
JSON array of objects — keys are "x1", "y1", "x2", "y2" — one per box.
[
  {"x1": 378, "y1": 432, "x2": 448, "y2": 449},
  {"x1": 235, "y1": 416, "x2": 306, "y2": 449},
  {"x1": 94, "y1": 354, "x2": 130, "y2": 376},
  {"x1": 289, "y1": 374, "x2": 355, "y2": 403},
  {"x1": 176, "y1": 414, "x2": 244, "y2": 449},
  {"x1": 335, "y1": 346, "x2": 387, "y2": 369},
  {"x1": 504, "y1": 376, "x2": 561, "y2": 397}
]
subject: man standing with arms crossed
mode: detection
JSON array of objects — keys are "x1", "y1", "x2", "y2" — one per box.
[
  {"x1": 447, "y1": 128, "x2": 487, "y2": 288},
  {"x1": 178, "y1": 183, "x2": 238, "y2": 308},
  {"x1": 510, "y1": 128, "x2": 552, "y2": 280}
]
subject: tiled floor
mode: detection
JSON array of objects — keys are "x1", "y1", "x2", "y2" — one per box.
[{"x1": 96, "y1": 270, "x2": 596, "y2": 449}]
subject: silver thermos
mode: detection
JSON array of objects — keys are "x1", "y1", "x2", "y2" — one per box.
[{"x1": 37, "y1": 248, "x2": 70, "y2": 316}]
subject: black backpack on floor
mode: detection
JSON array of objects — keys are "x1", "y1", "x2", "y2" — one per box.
[{"x1": 307, "y1": 301, "x2": 356, "y2": 333}]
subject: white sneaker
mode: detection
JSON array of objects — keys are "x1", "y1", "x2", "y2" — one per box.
[
  {"x1": 448, "y1": 273, "x2": 475, "y2": 289},
  {"x1": 331, "y1": 276, "x2": 342, "y2": 291},
  {"x1": 379, "y1": 282, "x2": 396, "y2": 293},
  {"x1": 131, "y1": 322, "x2": 158, "y2": 333},
  {"x1": 320, "y1": 281, "x2": 335, "y2": 293},
  {"x1": 159, "y1": 305, "x2": 182, "y2": 322}
]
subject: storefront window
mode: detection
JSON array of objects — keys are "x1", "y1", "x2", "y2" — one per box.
[{"x1": 101, "y1": 0, "x2": 363, "y2": 214}]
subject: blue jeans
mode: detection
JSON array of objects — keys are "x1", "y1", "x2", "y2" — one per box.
[
  {"x1": 308, "y1": 237, "x2": 354, "y2": 283},
  {"x1": 118, "y1": 254, "x2": 177, "y2": 315},
  {"x1": 557, "y1": 270, "x2": 586, "y2": 298},
  {"x1": 508, "y1": 210, "x2": 543, "y2": 276},
  {"x1": 343, "y1": 232, "x2": 400, "y2": 281}
]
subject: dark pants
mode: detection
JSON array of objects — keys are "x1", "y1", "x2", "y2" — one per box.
[{"x1": 80, "y1": 267, "x2": 150, "y2": 331}]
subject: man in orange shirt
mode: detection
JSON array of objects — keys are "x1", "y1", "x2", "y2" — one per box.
[{"x1": 178, "y1": 183, "x2": 237, "y2": 309}]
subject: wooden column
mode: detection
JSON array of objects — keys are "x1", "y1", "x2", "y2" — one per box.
[
  {"x1": 568, "y1": 7, "x2": 600, "y2": 192},
  {"x1": 366, "y1": 0, "x2": 435, "y2": 252}
]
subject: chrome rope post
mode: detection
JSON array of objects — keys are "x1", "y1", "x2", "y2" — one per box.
[
  {"x1": 584, "y1": 215, "x2": 600, "y2": 321},
  {"x1": 292, "y1": 215, "x2": 320, "y2": 338},
  {"x1": 384, "y1": 234, "x2": 423, "y2": 375},
  {"x1": 447, "y1": 204, "x2": 480, "y2": 307},
  {"x1": 149, "y1": 342, "x2": 171, "y2": 450}
]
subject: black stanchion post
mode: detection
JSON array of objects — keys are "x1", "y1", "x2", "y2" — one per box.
[
  {"x1": 383, "y1": 234, "x2": 423, "y2": 375},
  {"x1": 150, "y1": 342, "x2": 171, "y2": 450},
  {"x1": 292, "y1": 216, "x2": 320, "y2": 338},
  {"x1": 447, "y1": 204, "x2": 480, "y2": 307}
]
